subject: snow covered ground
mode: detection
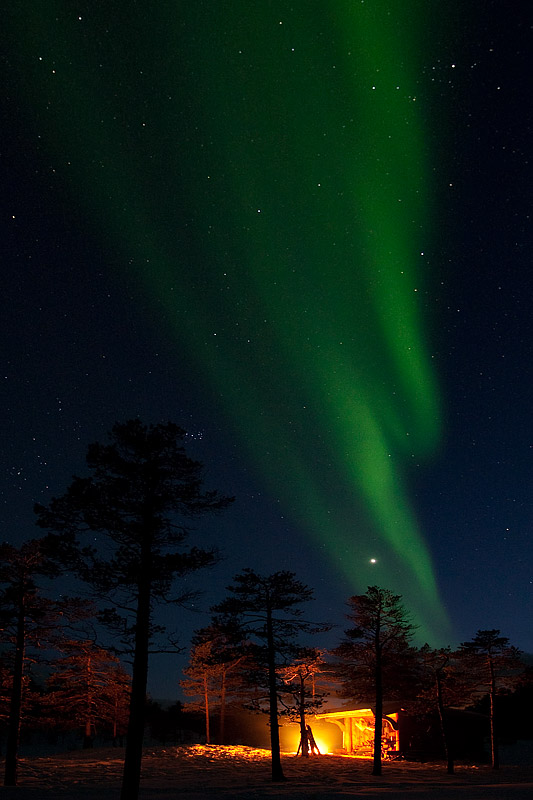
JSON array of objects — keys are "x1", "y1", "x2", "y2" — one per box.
[{"x1": 3, "y1": 744, "x2": 533, "y2": 799}]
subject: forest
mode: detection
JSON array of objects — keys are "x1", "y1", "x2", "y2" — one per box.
[{"x1": 1, "y1": 421, "x2": 532, "y2": 800}]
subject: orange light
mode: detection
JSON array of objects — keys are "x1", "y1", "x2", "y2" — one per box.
[
  {"x1": 312, "y1": 736, "x2": 330, "y2": 755},
  {"x1": 282, "y1": 726, "x2": 334, "y2": 756}
]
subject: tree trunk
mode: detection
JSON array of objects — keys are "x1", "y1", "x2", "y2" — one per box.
[
  {"x1": 266, "y1": 601, "x2": 285, "y2": 781},
  {"x1": 372, "y1": 641, "x2": 382, "y2": 776},
  {"x1": 489, "y1": 656, "x2": 499, "y2": 770},
  {"x1": 219, "y1": 668, "x2": 226, "y2": 745},
  {"x1": 84, "y1": 720, "x2": 94, "y2": 749},
  {"x1": 298, "y1": 674, "x2": 309, "y2": 757},
  {"x1": 204, "y1": 672, "x2": 210, "y2": 744},
  {"x1": 120, "y1": 569, "x2": 151, "y2": 800},
  {"x1": 4, "y1": 594, "x2": 25, "y2": 786},
  {"x1": 435, "y1": 671, "x2": 454, "y2": 774},
  {"x1": 113, "y1": 696, "x2": 118, "y2": 743},
  {"x1": 84, "y1": 656, "x2": 94, "y2": 748}
]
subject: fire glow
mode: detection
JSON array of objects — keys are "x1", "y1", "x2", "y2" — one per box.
[
  {"x1": 315, "y1": 708, "x2": 400, "y2": 757},
  {"x1": 282, "y1": 725, "x2": 336, "y2": 756}
]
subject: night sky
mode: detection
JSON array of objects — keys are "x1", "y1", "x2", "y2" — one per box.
[{"x1": 2, "y1": 1, "x2": 531, "y2": 699}]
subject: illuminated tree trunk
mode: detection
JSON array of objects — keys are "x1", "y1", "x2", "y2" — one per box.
[
  {"x1": 203, "y1": 671, "x2": 210, "y2": 744},
  {"x1": 298, "y1": 673, "x2": 309, "y2": 757},
  {"x1": 4, "y1": 592, "x2": 25, "y2": 786},
  {"x1": 219, "y1": 656, "x2": 243, "y2": 744},
  {"x1": 84, "y1": 719, "x2": 93, "y2": 748},
  {"x1": 372, "y1": 638, "x2": 383, "y2": 777},
  {"x1": 84, "y1": 655, "x2": 93, "y2": 748},
  {"x1": 113, "y1": 695, "x2": 119, "y2": 743},
  {"x1": 219, "y1": 668, "x2": 226, "y2": 744}
]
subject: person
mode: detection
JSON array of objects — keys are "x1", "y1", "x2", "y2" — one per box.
[{"x1": 306, "y1": 724, "x2": 320, "y2": 755}]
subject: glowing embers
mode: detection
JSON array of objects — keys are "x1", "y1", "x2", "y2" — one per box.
[{"x1": 178, "y1": 744, "x2": 271, "y2": 762}]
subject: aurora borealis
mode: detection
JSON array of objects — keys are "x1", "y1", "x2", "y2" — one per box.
[{"x1": 2, "y1": 1, "x2": 532, "y2": 693}]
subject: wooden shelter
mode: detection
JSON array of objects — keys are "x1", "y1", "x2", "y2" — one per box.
[
  {"x1": 314, "y1": 702, "x2": 490, "y2": 761},
  {"x1": 314, "y1": 702, "x2": 400, "y2": 757}
]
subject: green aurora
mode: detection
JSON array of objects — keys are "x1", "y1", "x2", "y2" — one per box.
[{"x1": 10, "y1": 2, "x2": 453, "y2": 642}]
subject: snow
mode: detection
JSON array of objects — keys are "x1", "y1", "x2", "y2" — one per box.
[{"x1": 3, "y1": 744, "x2": 533, "y2": 799}]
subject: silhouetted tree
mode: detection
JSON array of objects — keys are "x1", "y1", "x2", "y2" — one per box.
[
  {"x1": 212, "y1": 569, "x2": 326, "y2": 781},
  {"x1": 333, "y1": 586, "x2": 417, "y2": 776},
  {"x1": 413, "y1": 645, "x2": 470, "y2": 774},
  {"x1": 0, "y1": 539, "x2": 62, "y2": 786},
  {"x1": 459, "y1": 629, "x2": 523, "y2": 769},
  {"x1": 497, "y1": 666, "x2": 533, "y2": 742},
  {"x1": 0, "y1": 653, "x2": 12, "y2": 744},
  {"x1": 35, "y1": 419, "x2": 234, "y2": 800},
  {"x1": 144, "y1": 699, "x2": 184, "y2": 744}
]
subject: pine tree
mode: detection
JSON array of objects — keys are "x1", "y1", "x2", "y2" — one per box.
[
  {"x1": 459, "y1": 629, "x2": 523, "y2": 769},
  {"x1": 45, "y1": 640, "x2": 131, "y2": 747},
  {"x1": 333, "y1": 586, "x2": 417, "y2": 776},
  {"x1": 0, "y1": 539, "x2": 62, "y2": 786},
  {"x1": 279, "y1": 649, "x2": 328, "y2": 756},
  {"x1": 107, "y1": 664, "x2": 132, "y2": 745},
  {"x1": 413, "y1": 645, "x2": 470, "y2": 773},
  {"x1": 180, "y1": 641, "x2": 221, "y2": 744},
  {"x1": 186, "y1": 625, "x2": 250, "y2": 744},
  {"x1": 35, "y1": 419, "x2": 233, "y2": 800},
  {"x1": 212, "y1": 569, "x2": 325, "y2": 781}
]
